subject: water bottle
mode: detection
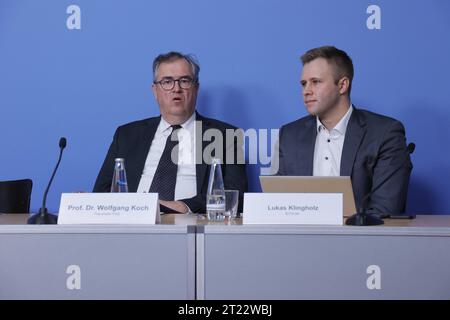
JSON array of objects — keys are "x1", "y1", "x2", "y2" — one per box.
[
  {"x1": 206, "y1": 157, "x2": 226, "y2": 221},
  {"x1": 111, "y1": 158, "x2": 129, "y2": 192}
]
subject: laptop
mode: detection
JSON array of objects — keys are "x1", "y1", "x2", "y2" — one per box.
[{"x1": 259, "y1": 176, "x2": 356, "y2": 217}]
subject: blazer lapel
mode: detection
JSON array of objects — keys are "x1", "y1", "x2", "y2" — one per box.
[
  {"x1": 290, "y1": 116, "x2": 315, "y2": 175},
  {"x1": 340, "y1": 109, "x2": 366, "y2": 176},
  {"x1": 301, "y1": 117, "x2": 316, "y2": 175},
  {"x1": 128, "y1": 117, "x2": 160, "y2": 191},
  {"x1": 195, "y1": 113, "x2": 209, "y2": 194}
]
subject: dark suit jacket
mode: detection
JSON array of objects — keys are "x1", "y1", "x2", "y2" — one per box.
[
  {"x1": 93, "y1": 112, "x2": 247, "y2": 213},
  {"x1": 277, "y1": 107, "x2": 412, "y2": 216}
]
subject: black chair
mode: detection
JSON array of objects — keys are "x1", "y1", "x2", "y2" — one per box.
[{"x1": 0, "y1": 179, "x2": 33, "y2": 213}]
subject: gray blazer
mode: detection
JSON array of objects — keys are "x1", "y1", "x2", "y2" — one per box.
[{"x1": 277, "y1": 107, "x2": 412, "y2": 216}]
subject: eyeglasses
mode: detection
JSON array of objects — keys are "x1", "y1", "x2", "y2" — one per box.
[{"x1": 154, "y1": 77, "x2": 196, "y2": 91}]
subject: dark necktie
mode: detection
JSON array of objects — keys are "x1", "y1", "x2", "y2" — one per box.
[{"x1": 149, "y1": 125, "x2": 182, "y2": 200}]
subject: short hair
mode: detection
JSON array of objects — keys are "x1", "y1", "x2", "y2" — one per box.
[
  {"x1": 152, "y1": 51, "x2": 200, "y2": 83},
  {"x1": 301, "y1": 46, "x2": 354, "y2": 94}
]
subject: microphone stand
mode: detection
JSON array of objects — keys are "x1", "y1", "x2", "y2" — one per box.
[
  {"x1": 28, "y1": 138, "x2": 66, "y2": 225},
  {"x1": 345, "y1": 204, "x2": 384, "y2": 226},
  {"x1": 346, "y1": 143, "x2": 414, "y2": 226}
]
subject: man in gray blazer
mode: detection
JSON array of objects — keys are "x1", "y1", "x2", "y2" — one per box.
[{"x1": 275, "y1": 46, "x2": 412, "y2": 217}]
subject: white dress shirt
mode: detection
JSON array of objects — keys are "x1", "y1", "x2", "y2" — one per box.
[
  {"x1": 313, "y1": 105, "x2": 353, "y2": 176},
  {"x1": 137, "y1": 113, "x2": 197, "y2": 200}
]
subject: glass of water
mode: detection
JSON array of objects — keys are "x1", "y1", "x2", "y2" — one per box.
[{"x1": 224, "y1": 190, "x2": 239, "y2": 219}]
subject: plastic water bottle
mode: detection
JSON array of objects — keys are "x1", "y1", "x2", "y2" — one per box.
[
  {"x1": 206, "y1": 158, "x2": 226, "y2": 221},
  {"x1": 111, "y1": 158, "x2": 129, "y2": 192}
]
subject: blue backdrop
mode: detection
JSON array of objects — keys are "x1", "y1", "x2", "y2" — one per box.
[{"x1": 1, "y1": 0, "x2": 449, "y2": 214}]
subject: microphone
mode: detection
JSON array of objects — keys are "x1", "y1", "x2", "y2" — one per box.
[
  {"x1": 346, "y1": 142, "x2": 414, "y2": 226},
  {"x1": 28, "y1": 137, "x2": 67, "y2": 224}
]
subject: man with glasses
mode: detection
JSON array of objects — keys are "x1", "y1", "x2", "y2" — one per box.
[
  {"x1": 274, "y1": 46, "x2": 412, "y2": 219},
  {"x1": 94, "y1": 51, "x2": 247, "y2": 213}
]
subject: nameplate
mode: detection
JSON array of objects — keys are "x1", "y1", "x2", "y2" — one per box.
[
  {"x1": 243, "y1": 193, "x2": 343, "y2": 225},
  {"x1": 58, "y1": 193, "x2": 159, "y2": 225}
]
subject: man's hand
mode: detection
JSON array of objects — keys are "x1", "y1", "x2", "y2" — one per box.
[{"x1": 159, "y1": 200, "x2": 189, "y2": 214}]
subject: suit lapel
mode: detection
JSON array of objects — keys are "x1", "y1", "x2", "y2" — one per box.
[
  {"x1": 128, "y1": 117, "x2": 160, "y2": 191},
  {"x1": 301, "y1": 117, "x2": 316, "y2": 175},
  {"x1": 195, "y1": 113, "x2": 209, "y2": 194},
  {"x1": 340, "y1": 109, "x2": 366, "y2": 176}
]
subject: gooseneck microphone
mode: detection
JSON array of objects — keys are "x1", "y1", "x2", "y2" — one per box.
[
  {"x1": 346, "y1": 142, "x2": 415, "y2": 226},
  {"x1": 29, "y1": 137, "x2": 67, "y2": 224}
]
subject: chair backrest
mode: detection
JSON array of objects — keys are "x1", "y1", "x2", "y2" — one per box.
[{"x1": 0, "y1": 179, "x2": 33, "y2": 213}]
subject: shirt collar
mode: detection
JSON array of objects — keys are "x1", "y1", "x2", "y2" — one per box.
[
  {"x1": 316, "y1": 104, "x2": 353, "y2": 135},
  {"x1": 159, "y1": 112, "x2": 196, "y2": 133}
]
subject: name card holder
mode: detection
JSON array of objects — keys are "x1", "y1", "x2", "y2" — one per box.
[
  {"x1": 57, "y1": 193, "x2": 159, "y2": 225},
  {"x1": 243, "y1": 193, "x2": 343, "y2": 225}
]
